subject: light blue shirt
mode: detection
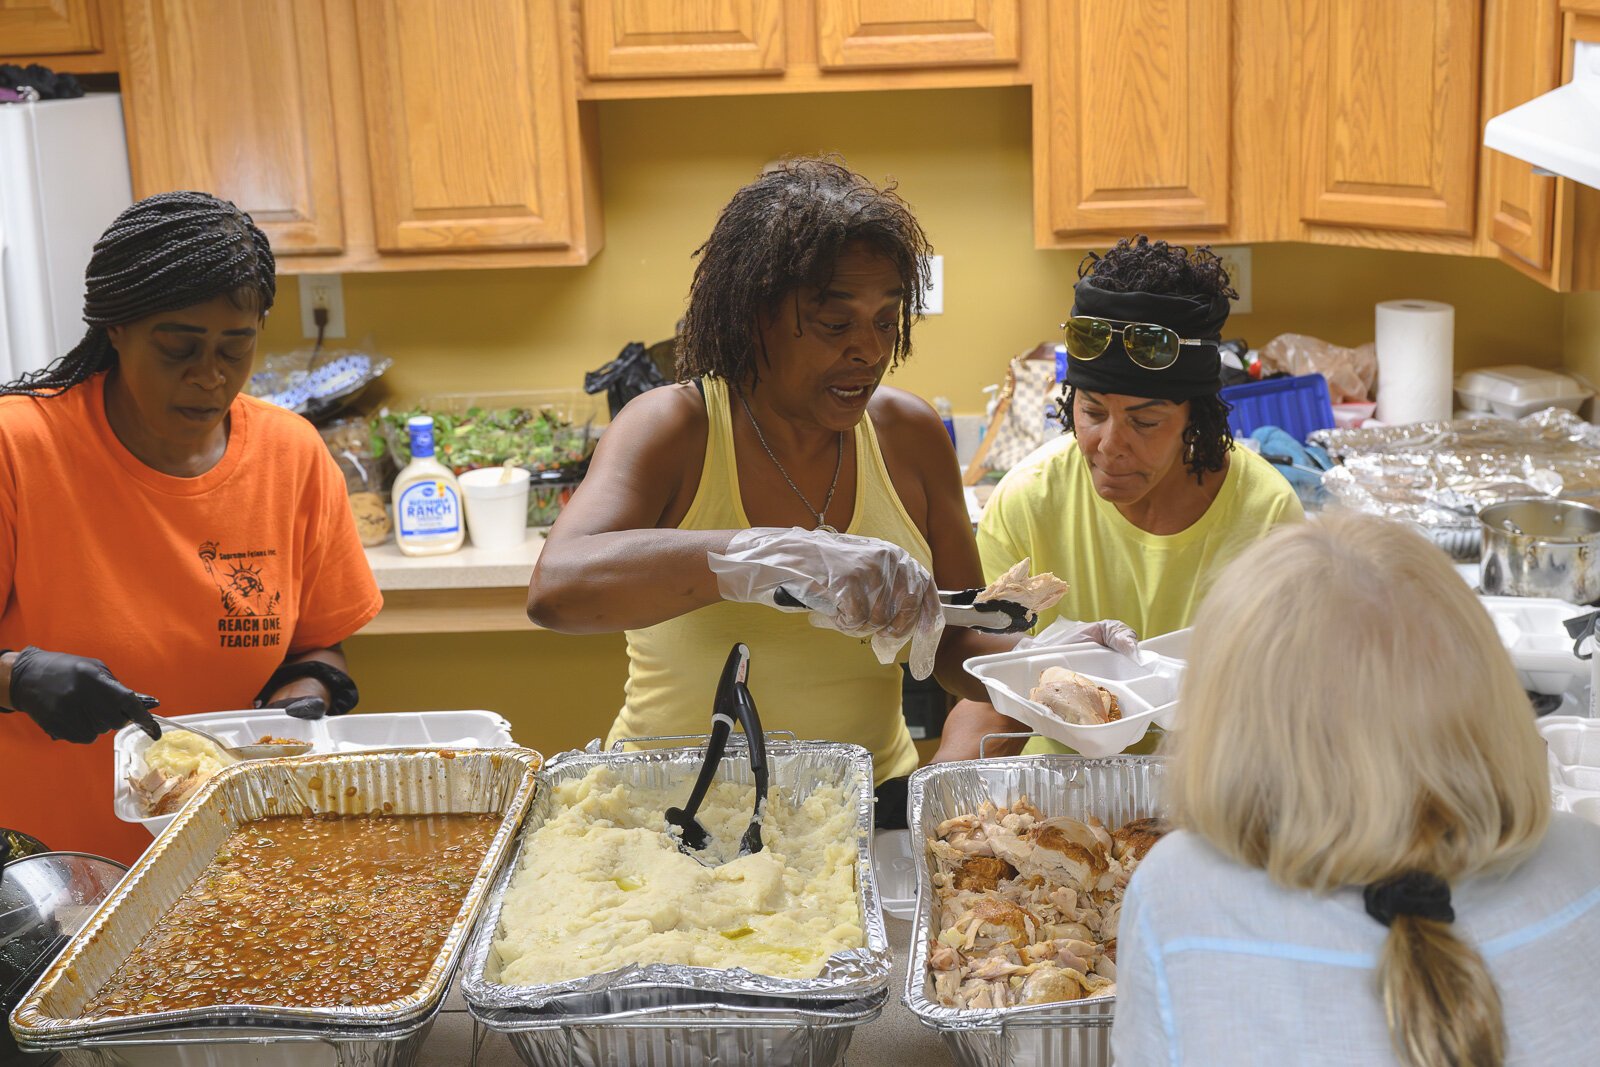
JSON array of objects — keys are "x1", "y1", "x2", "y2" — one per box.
[{"x1": 1113, "y1": 814, "x2": 1600, "y2": 1066}]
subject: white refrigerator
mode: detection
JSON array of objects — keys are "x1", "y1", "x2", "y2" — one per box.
[{"x1": 0, "y1": 93, "x2": 133, "y2": 383}]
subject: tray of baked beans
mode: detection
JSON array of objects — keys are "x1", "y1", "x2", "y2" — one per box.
[{"x1": 12, "y1": 747, "x2": 539, "y2": 1062}]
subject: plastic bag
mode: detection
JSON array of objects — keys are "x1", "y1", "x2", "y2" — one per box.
[
  {"x1": 585, "y1": 341, "x2": 669, "y2": 419},
  {"x1": 1258, "y1": 334, "x2": 1376, "y2": 404},
  {"x1": 319, "y1": 417, "x2": 390, "y2": 547},
  {"x1": 247, "y1": 340, "x2": 393, "y2": 423}
]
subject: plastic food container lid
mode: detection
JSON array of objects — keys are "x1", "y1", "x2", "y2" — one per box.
[{"x1": 1455, "y1": 365, "x2": 1590, "y2": 405}]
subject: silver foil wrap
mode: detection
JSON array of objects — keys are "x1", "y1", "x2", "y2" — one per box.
[
  {"x1": 1310, "y1": 410, "x2": 1600, "y2": 558},
  {"x1": 904, "y1": 756, "x2": 1167, "y2": 1067},
  {"x1": 13, "y1": 748, "x2": 541, "y2": 1057},
  {"x1": 462, "y1": 740, "x2": 890, "y2": 1018}
]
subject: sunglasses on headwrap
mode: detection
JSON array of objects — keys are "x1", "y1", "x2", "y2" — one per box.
[{"x1": 1060, "y1": 315, "x2": 1213, "y2": 371}]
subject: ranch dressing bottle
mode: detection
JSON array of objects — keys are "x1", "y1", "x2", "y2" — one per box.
[{"x1": 392, "y1": 415, "x2": 465, "y2": 556}]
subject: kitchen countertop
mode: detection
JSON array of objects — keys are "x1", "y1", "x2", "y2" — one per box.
[
  {"x1": 365, "y1": 535, "x2": 547, "y2": 592},
  {"x1": 420, "y1": 917, "x2": 948, "y2": 1066}
]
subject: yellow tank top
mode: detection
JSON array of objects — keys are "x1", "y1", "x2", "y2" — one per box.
[{"x1": 609, "y1": 377, "x2": 930, "y2": 784}]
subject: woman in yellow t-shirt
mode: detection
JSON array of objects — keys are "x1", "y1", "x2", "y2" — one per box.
[
  {"x1": 528, "y1": 160, "x2": 1000, "y2": 828},
  {"x1": 935, "y1": 236, "x2": 1302, "y2": 762}
]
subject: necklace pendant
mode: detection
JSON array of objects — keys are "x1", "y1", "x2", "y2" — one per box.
[{"x1": 815, "y1": 523, "x2": 839, "y2": 534}]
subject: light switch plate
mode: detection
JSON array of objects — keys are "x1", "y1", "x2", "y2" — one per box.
[{"x1": 1212, "y1": 246, "x2": 1252, "y2": 315}]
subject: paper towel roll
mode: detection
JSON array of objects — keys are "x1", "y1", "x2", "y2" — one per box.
[{"x1": 1375, "y1": 300, "x2": 1454, "y2": 424}]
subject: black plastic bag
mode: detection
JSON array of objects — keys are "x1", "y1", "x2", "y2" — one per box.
[
  {"x1": 0, "y1": 64, "x2": 84, "y2": 100},
  {"x1": 585, "y1": 341, "x2": 669, "y2": 419}
]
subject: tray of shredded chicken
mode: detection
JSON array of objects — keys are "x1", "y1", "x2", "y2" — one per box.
[
  {"x1": 460, "y1": 739, "x2": 889, "y2": 1065},
  {"x1": 13, "y1": 748, "x2": 540, "y2": 1067},
  {"x1": 905, "y1": 756, "x2": 1167, "y2": 1067}
]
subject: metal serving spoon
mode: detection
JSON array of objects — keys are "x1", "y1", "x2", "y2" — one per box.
[{"x1": 149, "y1": 715, "x2": 312, "y2": 761}]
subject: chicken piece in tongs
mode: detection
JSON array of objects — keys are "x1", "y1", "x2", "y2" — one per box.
[{"x1": 942, "y1": 558, "x2": 1071, "y2": 635}]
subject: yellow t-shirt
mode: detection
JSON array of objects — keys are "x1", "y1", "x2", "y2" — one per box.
[
  {"x1": 608, "y1": 377, "x2": 927, "y2": 785},
  {"x1": 978, "y1": 436, "x2": 1302, "y2": 755},
  {"x1": 978, "y1": 436, "x2": 1303, "y2": 640}
]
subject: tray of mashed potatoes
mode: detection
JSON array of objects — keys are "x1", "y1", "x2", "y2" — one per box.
[{"x1": 461, "y1": 739, "x2": 889, "y2": 1022}]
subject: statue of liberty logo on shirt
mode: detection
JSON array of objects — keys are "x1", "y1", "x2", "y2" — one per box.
[{"x1": 198, "y1": 540, "x2": 281, "y2": 617}]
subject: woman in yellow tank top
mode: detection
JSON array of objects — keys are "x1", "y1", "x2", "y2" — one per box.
[{"x1": 527, "y1": 159, "x2": 1006, "y2": 828}]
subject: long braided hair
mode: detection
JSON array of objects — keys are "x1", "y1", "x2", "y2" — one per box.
[
  {"x1": 2, "y1": 191, "x2": 276, "y2": 398},
  {"x1": 676, "y1": 157, "x2": 933, "y2": 387}
]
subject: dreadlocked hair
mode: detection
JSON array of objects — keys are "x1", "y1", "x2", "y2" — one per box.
[
  {"x1": 1063, "y1": 234, "x2": 1237, "y2": 482},
  {"x1": 2, "y1": 191, "x2": 276, "y2": 398},
  {"x1": 1077, "y1": 234, "x2": 1239, "y2": 301},
  {"x1": 676, "y1": 157, "x2": 933, "y2": 386}
]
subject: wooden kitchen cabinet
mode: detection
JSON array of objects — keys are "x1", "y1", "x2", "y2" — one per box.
[
  {"x1": 1482, "y1": 0, "x2": 1565, "y2": 284},
  {"x1": 118, "y1": 0, "x2": 346, "y2": 257},
  {"x1": 0, "y1": 0, "x2": 99, "y2": 55},
  {"x1": 0, "y1": 0, "x2": 120, "y2": 73},
  {"x1": 114, "y1": 0, "x2": 600, "y2": 272},
  {"x1": 814, "y1": 0, "x2": 1020, "y2": 71},
  {"x1": 1036, "y1": 0, "x2": 1231, "y2": 241},
  {"x1": 354, "y1": 0, "x2": 581, "y2": 254},
  {"x1": 572, "y1": 0, "x2": 1028, "y2": 98},
  {"x1": 577, "y1": 0, "x2": 785, "y2": 79},
  {"x1": 1296, "y1": 0, "x2": 1481, "y2": 236}
]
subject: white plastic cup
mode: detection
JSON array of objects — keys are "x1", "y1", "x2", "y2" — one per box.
[{"x1": 458, "y1": 466, "x2": 532, "y2": 550}]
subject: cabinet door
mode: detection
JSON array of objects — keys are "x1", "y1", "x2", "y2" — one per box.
[
  {"x1": 1483, "y1": 0, "x2": 1563, "y2": 276},
  {"x1": 815, "y1": 0, "x2": 1019, "y2": 70},
  {"x1": 119, "y1": 0, "x2": 344, "y2": 255},
  {"x1": 0, "y1": 0, "x2": 98, "y2": 54},
  {"x1": 355, "y1": 0, "x2": 577, "y2": 253},
  {"x1": 1043, "y1": 0, "x2": 1230, "y2": 237},
  {"x1": 1298, "y1": 0, "x2": 1480, "y2": 235},
  {"x1": 579, "y1": 0, "x2": 784, "y2": 79}
]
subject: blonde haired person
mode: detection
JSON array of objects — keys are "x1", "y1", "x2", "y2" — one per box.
[{"x1": 1112, "y1": 514, "x2": 1600, "y2": 1067}]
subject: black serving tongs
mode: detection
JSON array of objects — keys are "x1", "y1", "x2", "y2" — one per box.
[
  {"x1": 664, "y1": 643, "x2": 769, "y2": 864},
  {"x1": 773, "y1": 587, "x2": 1034, "y2": 635}
]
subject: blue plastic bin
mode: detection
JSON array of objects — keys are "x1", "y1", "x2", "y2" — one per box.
[{"x1": 1220, "y1": 373, "x2": 1336, "y2": 443}]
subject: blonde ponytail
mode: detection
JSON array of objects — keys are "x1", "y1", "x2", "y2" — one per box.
[{"x1": 1378, "y1": 914, "x2": 1505, "y2": 1067}]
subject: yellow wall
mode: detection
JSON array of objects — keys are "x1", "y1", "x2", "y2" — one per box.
[
  {"x1": 1567, "y1": 292, "x2": 1600, "y2": 386},
  {"x1": 281, "y1": 86, "x2": 1572, "y2": 756}
]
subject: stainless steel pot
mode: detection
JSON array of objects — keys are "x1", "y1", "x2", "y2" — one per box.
[{"x1": 1479, "y1": 498, "x2": 1600, "y2": 603}]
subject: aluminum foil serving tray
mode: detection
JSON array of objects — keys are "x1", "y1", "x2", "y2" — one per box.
[
  {"x1": 905, "y1": 755, "x2": 1166, "y2": 1067},
  {"x1": 463, "y1": 739, "x2": 891, "y2": 1019},
  {"x1": 13, "y1": 747, "x2": 541, "y2": 1056}
]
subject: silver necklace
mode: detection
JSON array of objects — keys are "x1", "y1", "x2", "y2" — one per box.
[{"x1": 737, "y1": 390, "x2": 844, "y2": 533}]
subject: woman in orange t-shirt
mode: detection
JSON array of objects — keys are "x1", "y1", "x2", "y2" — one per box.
[{"x1": 0, "y1": 192, "x2": 382, "y2": 864}]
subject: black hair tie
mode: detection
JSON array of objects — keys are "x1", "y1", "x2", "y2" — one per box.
[{"x1": 1364, "y1": 871, "x2": 1454, "y2": 927}]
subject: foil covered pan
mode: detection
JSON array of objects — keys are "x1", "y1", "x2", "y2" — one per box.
[
  {"x1": 904, "y1": 756, "x2": 1167, "y2": 1067},
  {"x1": 13, "y1": 747, "x2": 541, "y2": 1050},
  {"x1": 17, "y1": 1013, "x2": 440, "y2": 1067},
  {"x1": 462, "y1": 740, "x2": 890, "y2": 1018},
  {"x1": 489, "y1": 993, "x2": 886, "y2": 1067}
]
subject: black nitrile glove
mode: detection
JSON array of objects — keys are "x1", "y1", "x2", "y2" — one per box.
[
  {"x1": 258, "y1": 696, "x2": 328, "y2": 721},
  {"x1": 5, "y1": 647, "x2": 161, "y2": 744}
]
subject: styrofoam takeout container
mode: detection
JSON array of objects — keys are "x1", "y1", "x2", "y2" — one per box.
[
  {"x1": 114, "y1": 709, "x2": 515, "y2": 836},
  {"x1": 965, "y1": 644, "x2": 1184, "y2": 757},
  {"x1": 1479, "y1": 596, "x2": 1591, "y2": 697},
  {"x1": 1540, "y1": 716, "x2": 1600, "y2": 825},
  {"x1": 871, "y1": 829, "x2": 917, "y2": 922},
  {"x1": 1455, "y1": 365, "x2": 1592, "y2": 419}
]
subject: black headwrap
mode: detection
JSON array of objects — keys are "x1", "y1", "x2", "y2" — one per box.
[{"x1": 1064, "y1": 276, "x2": 1229, "y2": 401}]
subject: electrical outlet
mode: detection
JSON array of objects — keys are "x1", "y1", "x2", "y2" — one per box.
[
  {"x1": 298, "y1": 273, "x2": 347, "y2": 339},
  {"x1": 920, "y1": 255, "x2": 944, "y2": 315},
  {"x1": 1212, "y1": 246, "x2": 1252, "y2": 315}
]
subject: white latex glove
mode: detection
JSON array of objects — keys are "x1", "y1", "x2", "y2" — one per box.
[
  {"x1": 1017, "y1": 616, "x2": 1140, "y2": 657},
  {"x1": 708, "y1": 527, "x2": 945, "y2": 680}
]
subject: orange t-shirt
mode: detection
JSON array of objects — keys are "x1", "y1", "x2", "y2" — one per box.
[{"x1": 0, "y1": 373, "x2": 383, "y2": 862}]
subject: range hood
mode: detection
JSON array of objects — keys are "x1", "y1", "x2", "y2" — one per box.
[{"x1": 1484, "y1": 40, "x2": 1600, "y2": 190}]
